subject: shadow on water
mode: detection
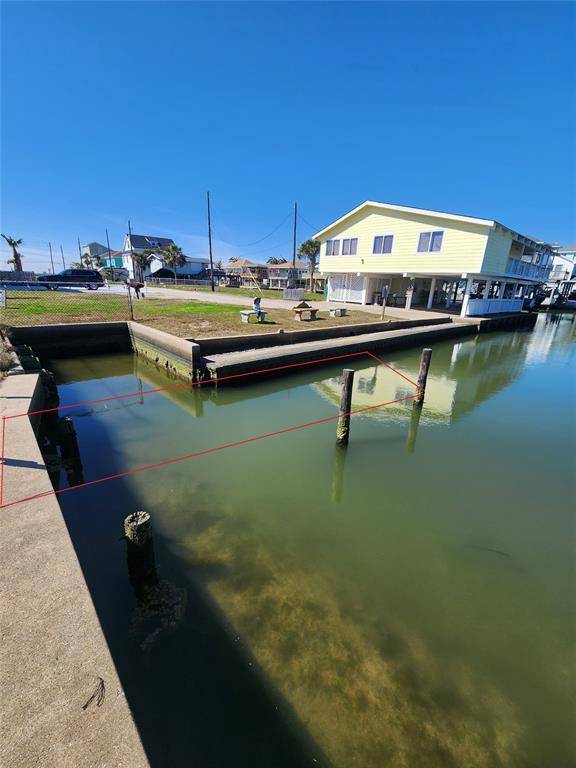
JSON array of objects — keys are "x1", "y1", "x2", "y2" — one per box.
[{"x1": 44, "y1": 412, "x2": 328, "y2": 768}]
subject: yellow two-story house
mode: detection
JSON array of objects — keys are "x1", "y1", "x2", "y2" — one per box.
[{"x1": 314, "y1": 201, "x2": 554, "y2": 316}]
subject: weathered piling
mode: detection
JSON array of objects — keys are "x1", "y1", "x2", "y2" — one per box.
[
  {"x1": 336, "y1": 368, "x2": 355, "y2": 446},
  {"x1": 58, "y1": 416, "x2": 84, "y2": 486},
  {"x1": 416, "y1": 348, "x2": 432, "y2": 404},
  {"x1": 406, "y1": 399, "x2": 423, "y2": 454},
  {"x1": 331, "y1": 445, "x2": 347, "y2": 503},
  {"x1": 124, "y1": 510, "x2": 157, "y2": 585}
]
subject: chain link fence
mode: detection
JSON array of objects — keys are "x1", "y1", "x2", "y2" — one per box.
[{"x1": 0, "y1": 283, "x2": 134, "y2": 326}]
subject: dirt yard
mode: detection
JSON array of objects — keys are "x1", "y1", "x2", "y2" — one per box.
[{"x1": 140, "y1": 306, "x2": 393, "y2": 338}]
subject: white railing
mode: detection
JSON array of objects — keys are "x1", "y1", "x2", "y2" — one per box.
[
  {"x1": 505, "y1": 258, "x2": 550, "y2": 281},
  {"x1": 466, "y1": 297, "x2": 523, "y2": 316}
]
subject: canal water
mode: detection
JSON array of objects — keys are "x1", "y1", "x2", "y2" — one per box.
[{"x1": 42, "y1": 313, "x2": 575, "y2": 768}]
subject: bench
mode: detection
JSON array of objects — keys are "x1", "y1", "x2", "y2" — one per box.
[
  {"x1": 240, "y1": 309, "x2": 267, "y2": 324},
  {"x1": 329, "y1": 307, "x2": 348, "y2": 318},
  {"x1": 293, "y1": 307, "x2": 319, "y2": 321}
]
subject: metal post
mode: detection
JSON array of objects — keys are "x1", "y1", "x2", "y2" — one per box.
[
  {"x1": 336, "y1": 368, "x2": 355, "y2": 446},
  {"x1": 290, "y1": 201, "x2": 297, "y2": 288},
  {"x1": 77, "y1": 237, "x2": 82, "y2": 260},
  {"x1": 380, "y1": 284, "x2": 389, "y2": 319},
  {"x1": 207, "y1": 191, "x2": 215, "y2": 292},
  {"x1": 126, "y1": 282, "x2": 134, "y2": 320},
  {"x1": 416, "y1": 348, "x2": 432, "y2": 404},
  {"x1": 106, "y1": 228, "x2": 112, "y2": 273},
  {"x1": 59, "y1": 244, "x2": 65, "y2": 270},
  {"x1": 128, "y1": 219, "x2": 136, "y2": 280}
]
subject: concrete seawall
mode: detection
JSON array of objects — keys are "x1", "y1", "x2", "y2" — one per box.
[
  {"x1": 204, "y1": 322, "x2": 476, "y2": 382},
  {"x1": 193, "y1": 316, "x2": 451, "y2": 356},
  {"x1": 0, "y1": 373, "x2": 148, "y2": 768}
]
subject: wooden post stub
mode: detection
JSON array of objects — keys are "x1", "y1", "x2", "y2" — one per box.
[
  {"x1": 124, "y1": 511, "x2": 157, "y2": 585},
  {"x1": 124, "y1": 510, "x2": 152, "y2": 546},
  {"x1": 336, "y1": 368, "x2": 355, "y2": 446},
  {"x1": 416, "y1": 348, "x2": 432, "y2": 404}
]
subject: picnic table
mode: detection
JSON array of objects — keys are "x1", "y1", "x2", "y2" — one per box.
[{"x1": 293, "y1": 301, "x2": 319, "y2": 321}]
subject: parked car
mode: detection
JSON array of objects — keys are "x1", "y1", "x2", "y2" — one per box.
[{"x1": 38, "y1": 268, "x2": 105, "y2": 290}]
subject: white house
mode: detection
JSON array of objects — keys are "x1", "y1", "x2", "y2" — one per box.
[
  {"x1": 118, "y1": 233, "x2": 209, "y2": 280},
  {"x1": 314, "y1": 200, "x2": 555, "y2": 316},
  {"x1": 548, "y1": 244, "x2": 576, "y2": 297}
]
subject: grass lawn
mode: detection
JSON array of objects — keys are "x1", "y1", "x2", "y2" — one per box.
[{"x1": 0, "y1": 291, "x2": 393, "y2": 337}]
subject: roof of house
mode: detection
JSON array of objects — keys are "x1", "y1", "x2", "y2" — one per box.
[
  {"x1": 558, "y1": 244, "x2": 576, "y2": 254},
  {"x1": 268, "y1": 260, "x2": 309, "y2": 270},
  {"x1": 313, "y1": 200, "x2": 554, "y2": 250},
  {"x1": 127, "y1": 234, "x2": 175, "y2": 249},
  {"x1": 101, "y1": 249, "x2": 124, "y2": 258},
  {"x1": 82, "y1": 241, "x2": 107, "y2": 249},
  {"x1": 223, "y1": 259, "x2": 264, "y2": 269}
]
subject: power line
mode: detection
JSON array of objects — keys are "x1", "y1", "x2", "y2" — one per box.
[
  {"x1": 236, "y1": 237, "x2": 293, "y2": 259},
  {"x1": 298, "y1": 212, "x2": 321, "y2": 233},
  {"x1": 228, "y1": 211, "x2": 292, "y2": 248}
]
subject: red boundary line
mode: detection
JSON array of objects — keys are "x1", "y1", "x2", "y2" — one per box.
[
  {"x1": 7, "y1": 351, "x2": 369, "y2": 420},
  {"x1": 0, "y1": 350, "x2": 421, "y2": 510},
  {"x1": 0, "y1": 417, "x2": 6, "y2": 506}
]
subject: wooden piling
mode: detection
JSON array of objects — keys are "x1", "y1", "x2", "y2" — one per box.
[
  {"x1": 58, "y1": 416, "x2": 84, "y2": 486},
  {"x1": 331, "y1": 445, "x2": 347, "y2": 503},
  {"x1": 124, "y1": 510, "x2": 157, "y2": 585},
  {"x1": 406, "y1": 399, "x2": 423, "y2": 453},
  {"x1": 416, "y1": 348, "x2": 432, "y2": 404},
  {"x1": 336, "y1": 368, "x2": 355, "y2": 446}
]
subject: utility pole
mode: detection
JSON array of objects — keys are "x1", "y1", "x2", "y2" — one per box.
[
  {"x1": 60, "y1": 245, "x2": 65, "y2": 270},
  {"x1": 48, "y1": 242, "x2": 55, "y2": 274},
  {"x1": 77, "y1": 237, "x2": 82, "y2": 262},
  {"x1": 128, "y1": 219, "x2": 136, "y2": 280},
  {"x1": 291, "y1": 201, "x2": 298, "y2": 289},
  {"x1": 206, "y1": 191, "x2": 215, "y2": 292},
  {"x1": 105, "y1": 228, "x2": 112, "y2": 272}
]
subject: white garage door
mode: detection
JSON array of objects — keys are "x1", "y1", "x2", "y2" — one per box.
[{"x1": 328, "y1": 274, "x2": 365, "y2": 303}]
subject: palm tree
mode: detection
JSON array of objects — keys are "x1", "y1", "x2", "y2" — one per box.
[
  {"x1": 132, "y1": 248, "x2": 155, "y2": 281},
  {"x1": 1, "y1": 234, "x2": 24, "y2": 272},
  {"x1": 160, "y1": 243, "x2": 187, "y2": 277},
  {"x1": 297, "y1": 239, "x2": 321, "y2": 291}
]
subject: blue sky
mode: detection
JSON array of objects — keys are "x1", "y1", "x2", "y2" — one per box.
[{"x1": 1, "y1": 1, "x2": 574, "y2": 271}]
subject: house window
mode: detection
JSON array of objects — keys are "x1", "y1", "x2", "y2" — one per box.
[
  {"x1": 326, "y1": 239, "x2": 340, "y2": 256},
  {"x1": 417, "y1": 231, "x2": 444, "y2": 252},
  {"x1": 373, "y1": 235, "x2": 394, "y2": 254},
  {"x1": 342, "y1": 238, "x2": 358, "y2": 256}
]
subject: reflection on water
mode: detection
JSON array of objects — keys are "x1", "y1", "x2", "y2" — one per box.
[{"x1": 45, "y1": 313, "x2": 576, "y2": 768}]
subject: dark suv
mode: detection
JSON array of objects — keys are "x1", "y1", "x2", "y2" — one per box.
[{"x1": 39, "y1": 268, "x2": 105, "y2": 290}]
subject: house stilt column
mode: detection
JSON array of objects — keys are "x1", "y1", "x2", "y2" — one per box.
[
  {"x1": 427, "y1": 278, "x2": 437, "y2": 309},
  {"x1": 405, "y1": 281, "x2": 414, "y2": 310},
  {"x1": 460, "y1": 277, "x2": 475, "y2": 317}
]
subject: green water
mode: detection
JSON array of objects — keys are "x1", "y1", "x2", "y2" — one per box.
[{"x1": 44, "y1": 313, "x2": 575, "y2": 768}]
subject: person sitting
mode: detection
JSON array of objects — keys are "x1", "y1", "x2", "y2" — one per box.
[{"x1": 253, "y1": 296, "x2": 264, "y2": 321}]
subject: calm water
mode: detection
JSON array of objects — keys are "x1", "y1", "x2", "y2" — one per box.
[{"x1": 38, "y1": 313, "x2": 575, "y2": 768}]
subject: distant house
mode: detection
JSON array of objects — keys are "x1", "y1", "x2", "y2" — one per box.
[
  {"x1": 81, "y1": 242, "x2": 109, "y2": 260},
  {"x1": 223, "y1": 259, "x2": 268, "y2": 287},
  {"x1": 118, "y1": 233, "x2": 209, "y2": 280},
  {"x1": 548, "y1": 245, "x2": 576, "y2": 297},
  {"x1": 267, "y1": 260, "x2": 309, "y2": 290}
]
